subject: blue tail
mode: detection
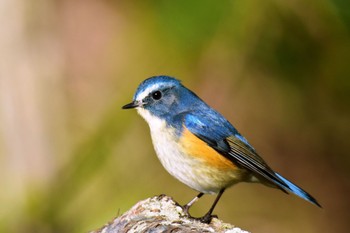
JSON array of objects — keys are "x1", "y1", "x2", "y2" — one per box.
[{"x1": 275, "y1": 173, "x2": 321, "y2": 207}]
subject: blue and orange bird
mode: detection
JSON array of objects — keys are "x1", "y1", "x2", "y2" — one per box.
[{"x1": 122, "y1": 76, "x2": 321, "y2": 223}]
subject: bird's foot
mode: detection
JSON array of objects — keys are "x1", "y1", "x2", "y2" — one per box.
[
  {"x1": 195, "y1": 213, "x2": 218, "y2": 224},
  {"x1": 182, "y1": 205, "x2": 218, "y2": 224},
  {"x1": 182, "y1": 204, "x2": 191, "y2": 216}
]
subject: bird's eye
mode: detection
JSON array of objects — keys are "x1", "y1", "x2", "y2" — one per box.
[{"x1": 152, "y1": 91, "x2": 162, "y2": 100}]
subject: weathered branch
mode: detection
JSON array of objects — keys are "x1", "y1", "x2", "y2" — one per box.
[{"x1": 91, "y1": 194, "x2": 249, "y2": 233}]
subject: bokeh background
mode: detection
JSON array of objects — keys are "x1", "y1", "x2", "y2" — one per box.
[{"x1": 1, "y1": 0, "x2": 350, "y2": 232}]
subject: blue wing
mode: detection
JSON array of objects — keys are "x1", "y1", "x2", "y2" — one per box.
[
  {"x1": 183, "y1": 113, "x2": 285, "y2": 186},
  {"x1": 182, "y1": 112, "x2": 321, "y2": 207}
]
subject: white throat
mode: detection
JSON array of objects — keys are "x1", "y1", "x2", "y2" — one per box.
[{"x1": 136, "y1": 107, "x2": 165, "y2": 131}]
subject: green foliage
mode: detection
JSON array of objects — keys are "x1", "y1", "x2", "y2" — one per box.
[{"x1": 153, "y1": 0, "x2": 230, "y2": 54}]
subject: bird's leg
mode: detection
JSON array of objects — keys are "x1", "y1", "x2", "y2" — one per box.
[
  {"x1": 183, "y1": 192, "x2": 204, "y2": 216},
  {"x1": 198, "y1": 189, "x2": 225, "y2": 224}
]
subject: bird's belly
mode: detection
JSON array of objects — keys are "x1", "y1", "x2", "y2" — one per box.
[{"x1": 150, "y1": 125, "x2": 246, "y2": 194}]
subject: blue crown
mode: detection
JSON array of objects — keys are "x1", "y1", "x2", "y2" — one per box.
[{"x1": 134, "y1": 75, "x2": 181, "y2": 100}]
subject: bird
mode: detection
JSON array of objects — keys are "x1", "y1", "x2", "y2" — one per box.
[{"x1": 122, "y1": 75, "x2": 321, "y2": 223}]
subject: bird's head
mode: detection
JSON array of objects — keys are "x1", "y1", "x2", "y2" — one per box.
[{"x1": 122, "y1": 76, "x2": 196, "y2": 125}]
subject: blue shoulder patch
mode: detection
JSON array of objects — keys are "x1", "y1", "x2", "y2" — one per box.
[{"x1": 183, "y1": 111, "x2": 237, "y2": 143}]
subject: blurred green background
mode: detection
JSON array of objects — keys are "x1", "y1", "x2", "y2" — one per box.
[{"x1": 1, "y1": 0, "x2": 349, "y2": 232}]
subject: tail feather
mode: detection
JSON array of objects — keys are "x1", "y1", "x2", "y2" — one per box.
[{"x1": 275, "y1": 173, "x2": 321, "y2": 208}]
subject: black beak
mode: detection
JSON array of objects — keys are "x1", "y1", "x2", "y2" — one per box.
[{"x1": 122, "y1": 101, "x2": 139, "y2": 109}]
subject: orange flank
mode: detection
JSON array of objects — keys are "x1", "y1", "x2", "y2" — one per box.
[{"x1": 180, "y1": 127, "x2": 237, "y2": 171}]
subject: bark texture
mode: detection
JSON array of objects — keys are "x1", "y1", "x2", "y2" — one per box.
[{"x1": 91, "y1": 194, "x2": 249, "y2": 233}]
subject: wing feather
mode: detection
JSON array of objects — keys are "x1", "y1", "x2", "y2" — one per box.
[
  {"x1": 183, "y1": 113, "x2": 288, "y2": 192},
  {"x1": 225, "y1": 136, "x2": 288, "y2": 191},
  {"x1": 182, "y1": 112, "x2": 321, "y2": 206}
]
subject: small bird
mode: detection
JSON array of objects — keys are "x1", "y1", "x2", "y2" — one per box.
[{"x1": 122, "y1": 76, "x2": 321, "y2": 223}]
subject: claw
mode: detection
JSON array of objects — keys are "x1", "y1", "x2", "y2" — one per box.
[
  {"x1": 197, "y1": 213, "x2": 218, "y2": 224},
  {"x1": 183, "y1": 204, "x2": 191, "y2": 216},
  {"x1": 182, "y1": 204, "x2": 218, "y2": 224}
]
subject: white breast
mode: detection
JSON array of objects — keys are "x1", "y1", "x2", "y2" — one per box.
[
  {"x1": 137, "y1": 108, "x2": 199, "y2": 188},
  {"x1": 136, "y1": 108, "x2": 241, "y2": 194}
]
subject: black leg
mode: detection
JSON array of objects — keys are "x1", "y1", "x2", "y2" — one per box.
[
  {"x1": 183, "y1": 192, "x2": 204, "y2": 216},
  {"x1": 182, "y1": 189, "x2": 226, "y2": 224},
  {"x1": 199, "y1": 189, "x2": 226, "y2": 223}
]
